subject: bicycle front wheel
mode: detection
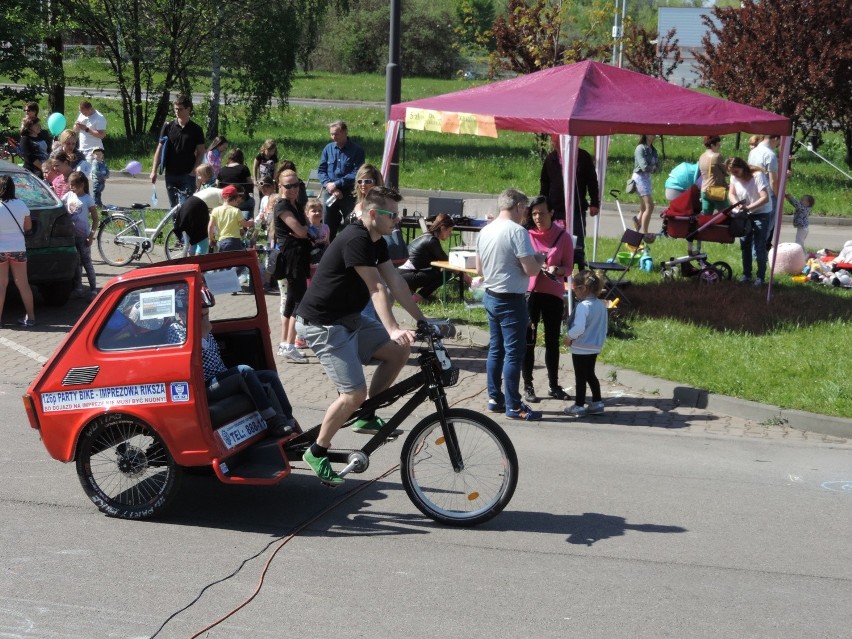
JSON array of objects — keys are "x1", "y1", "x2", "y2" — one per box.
[
  {"x1": 163, "y1": 228, "x2": 185, "y2": 261},
  {"x1": 400, "y1": 408, "x2": 518, "y2": 526},
  {"x1": 97, "y1": 214, "x2": 141, "y2": 266}
]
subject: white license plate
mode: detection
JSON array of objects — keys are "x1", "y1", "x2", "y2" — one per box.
[{"x1": 216, "y1": 412, "x2": 267, "y2": 450}]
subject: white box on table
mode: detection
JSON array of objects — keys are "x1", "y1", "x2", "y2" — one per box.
[{"x1": 449, "y1": 250, "x2": 477, "y2": 269}]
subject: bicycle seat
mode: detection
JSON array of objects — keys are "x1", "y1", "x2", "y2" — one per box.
[{"x1": 131, "y1": 202, "x2": 151, "y2": 209}]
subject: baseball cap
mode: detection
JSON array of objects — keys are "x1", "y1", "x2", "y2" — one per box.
[{"x1": 221, "y1": 185, "x2": 240, "y2": 199}]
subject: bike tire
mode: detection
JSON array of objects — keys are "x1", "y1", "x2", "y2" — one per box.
[
  {"x1": 400, "y1": 408, "x2": 518, "y2": 526},
  {"x1": 97, "y1": 214, "x2": 140, "y2": 266},
  {"x1": 76, "y1": 414, "x2": 181, "y2": 519},
  {"x1": 163, "y1": 228, "x2": 184, "y2": 261},
  {"x1": 711, "y1": 260, "x2": 733, "y2": 281}
]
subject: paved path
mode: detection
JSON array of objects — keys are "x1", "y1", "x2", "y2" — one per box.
[{"x1": 3, "y1": 251, "x2": 848, "y2": 443}]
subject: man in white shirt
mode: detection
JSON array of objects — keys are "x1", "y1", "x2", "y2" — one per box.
[
  {"x1": 74, "y1": 101, "x2": 107, "y2": 159},
  {"x1": 747, "y1": 135, "x2": 780, "y2": 237},
  {"x1": 476, "y1": 188, "x2": 545, "y2": 421}
]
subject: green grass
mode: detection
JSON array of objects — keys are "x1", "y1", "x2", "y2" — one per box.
[{"x1": 416, "y1": 235, "x2": 852, "y2": 418}]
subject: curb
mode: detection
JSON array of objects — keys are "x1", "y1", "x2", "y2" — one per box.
[{"x1": 466, "y1": 325, "x2": 851, "y2": 440}]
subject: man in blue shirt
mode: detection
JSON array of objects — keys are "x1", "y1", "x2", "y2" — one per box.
[{"x1": 317, "y1": 120, "x2": 365, "y2": 240}]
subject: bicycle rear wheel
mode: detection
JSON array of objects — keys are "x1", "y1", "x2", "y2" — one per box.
[
  {"x1": 97, "y1": 214, "x2": 141, "y2": 266},
  {"x1": 163, "y1": 228, "x2": 184, "y2": 261},
  {"x1": 400, "y1": 408, "x2": 518, "y2": 526}
]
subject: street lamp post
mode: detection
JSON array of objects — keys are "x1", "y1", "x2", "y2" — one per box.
[{"x1": 385, "y1": 0, "x2": 402, "y2": 188}]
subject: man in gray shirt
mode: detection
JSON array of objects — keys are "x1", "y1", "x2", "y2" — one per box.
[{"x1": 476, "y1": 188, "x2": 545, "y2": 421}]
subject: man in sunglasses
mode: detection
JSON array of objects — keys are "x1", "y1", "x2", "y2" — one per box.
[
  {"x1": 295, "y1": 186, "x2": 429, "y2": 486},
  {"x1": 317, "y1": 120, "x2": 364, "y2": 241}
]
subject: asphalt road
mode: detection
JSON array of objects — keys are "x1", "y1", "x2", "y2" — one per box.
[{"x1": 2, "y1": 387, "x2": 850, "y2": 638}]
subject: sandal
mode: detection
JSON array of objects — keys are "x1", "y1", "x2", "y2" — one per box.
[{"x1": 632, "y1": 215, "x2": 641, "y2": 231}]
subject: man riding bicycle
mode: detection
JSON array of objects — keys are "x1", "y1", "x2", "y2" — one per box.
[{"x1": 295, "y1": 186, "x2": 428, "y2": 486}]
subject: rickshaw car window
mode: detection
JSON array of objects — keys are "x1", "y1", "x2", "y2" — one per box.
[
  {"x1": 202, "y1": 266, "x2": 258, "y2": 322},
  {"x1": 95, "y1": 282, "x2": 190, "y2": 351}
]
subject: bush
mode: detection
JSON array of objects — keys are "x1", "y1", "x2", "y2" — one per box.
[{"x1": 314, "y1": 0, "x2": 461, "y2": 78}]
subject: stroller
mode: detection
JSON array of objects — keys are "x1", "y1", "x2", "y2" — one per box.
[{"x1": 659, "y1": 185, "x2": 744, "y2": 284}]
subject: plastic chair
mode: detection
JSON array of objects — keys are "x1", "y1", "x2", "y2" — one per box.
[{"x1": 586, "y1": 228, "x2": 645, "y2": 304}]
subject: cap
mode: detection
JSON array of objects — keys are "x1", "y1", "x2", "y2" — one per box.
[{"x1": 221, "y1": 185, "x2": 240, "y2": 199}]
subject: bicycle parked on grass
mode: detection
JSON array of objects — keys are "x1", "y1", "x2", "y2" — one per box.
[{"x1": 97, "y1": 202, "x2": 185, "y2": 266}]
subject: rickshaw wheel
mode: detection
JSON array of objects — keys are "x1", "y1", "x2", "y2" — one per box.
[{"x1": 75, "y1": 414, "x2": 182, "y2": 519}]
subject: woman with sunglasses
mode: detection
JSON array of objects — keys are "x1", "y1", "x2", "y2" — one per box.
[
  {"x1": 275, "y1": 169, "x2": 312, "y2": 363},
  {"x1": 352, "y1": 164, "x2": 383, "y2": 220}
]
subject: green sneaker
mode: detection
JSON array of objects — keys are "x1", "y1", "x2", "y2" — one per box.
[
  {"x1": 351, "y1": 415, "x2": 386, "y2": 435},
  {"x1": 302, "y1": 449, "x2": 343, "y2": 487}
]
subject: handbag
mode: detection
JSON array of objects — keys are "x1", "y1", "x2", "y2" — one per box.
[
  {"x1": 2, "y1": 201, "x2": 28, "y2": 236},
  {"x1": 264, "y1": 245, "x2": 281, "y2": 275},
  {"x1": 625, "y1": 178, "x2": 637, "y2": 194},
  {"x1": 705, "y1": 185, "x2": 727, "y2": 202},
  {"x1": 727, "y1": 210, "x2": 753, "y2": 238}
]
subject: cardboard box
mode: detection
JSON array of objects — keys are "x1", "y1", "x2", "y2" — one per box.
[{"x1": 449, "y1": 250, "x2": 477, "y2": 269}]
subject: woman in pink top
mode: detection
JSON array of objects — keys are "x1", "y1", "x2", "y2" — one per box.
[{"x1": 522, "y1": 196, "x2": 574, "y2": 403}]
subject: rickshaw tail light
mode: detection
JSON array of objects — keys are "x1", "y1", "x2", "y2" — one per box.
[{"x1": 22, "y1": 394, "x2": 41, "y2": 430}]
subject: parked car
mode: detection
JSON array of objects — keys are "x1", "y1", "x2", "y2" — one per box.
[{"x1": 0, "y1": 159, "x2": 79, "y2": 305}]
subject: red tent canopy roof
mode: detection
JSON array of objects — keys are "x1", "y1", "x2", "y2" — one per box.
[{"x1": 389, "y1": 61, "x2": 791, "y2": 136}]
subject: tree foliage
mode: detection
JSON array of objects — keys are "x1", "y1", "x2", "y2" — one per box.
[
  {"x1": 696, "y1": 0, "x2": 852, "y2": 163},
  {"x1": 490, "y1": 0, "x2": 610, "y2": 76},
  {"x1": 455, "y1": 0, "x2": 496, "y2": 55},
  {"x1": 623, "y1": 24, "x2": 683, "y2": 82},
  {"x1": 0, "y1": 0, "x2": 66, "y2": 130},
  {"x1": 317, "y1": 0, "x2": 460, "y2": 78}
]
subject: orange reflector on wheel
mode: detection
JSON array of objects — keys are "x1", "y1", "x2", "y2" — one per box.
[
  {"x1": 435, "y1": 436, "x2": 445, "y2": 445},
  {"x1": 468, "y1": 492, "x2": 480, "y2": 501}
]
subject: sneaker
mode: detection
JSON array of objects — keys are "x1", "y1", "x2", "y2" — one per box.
[
  {"x1": 276, "y1": 343, "x2": 288, "y2": 356},
  {"x1": 284, "y1": 346, "x2": 307, "y2": 363},
  {"x1": 487, "y1": 399, "x2": 505, "y2": 413},
  {"x1": 738, "y1": 275, "x2": 751, "y2": 284},
  {"x1": 753, "y1": 278, "x2": 764, "y2": 287},
  {"x1": 564, "y1": 404, "x2": 588, "y2": 417},
  {"x1": 302, "y1": 448, "x2": 343, "y2": 487},
  {"x1": 523, "y1": 385, "x2": 538, "y2": 403},
  {"x1": 266, "y1": 415, "x2": 295, "y2": 437},
  {"x1": 352, "y1": 415, "x2": 386, "y2": 435},
  {"x1": 506, "y1": 402, "x2": 542, "y2": 421},
  {"x1": 548, "y1": 386, "x2": 573, "y2": 401},
  {"x1": 587, "y1": 400, "x2": 605, "y2": 415},
  {"x1": 294, "y1": 337, "x2": 307, "y2": 349},
  {"x1": 17, "y1": 317, "x2": 36, "y2": 327}
]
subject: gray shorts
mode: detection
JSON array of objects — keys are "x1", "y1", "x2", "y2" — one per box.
[{"x1": 295, "y1": 313, "x2": 390, "y2": 393}]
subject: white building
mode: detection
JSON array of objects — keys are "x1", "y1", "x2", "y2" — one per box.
[{"x1": 658, "y1": 6, "x2": 719, "y2": 87}]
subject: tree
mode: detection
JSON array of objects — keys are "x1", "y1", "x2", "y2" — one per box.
[
  {"x1": 456, "y1": 0, "x2": 496, "y2": 55},
  {"x1": 696, "y1": 0, "x2": 852, "y2": 164},
  {"x1": 623, "y1": 24, "x2": 683, "y2": 82},
  {"x1": 0, "y1": 0, "x2": 66, "y2": 130},
  {"x1": 490, "y1": 0, "x2": 610, "y2": 77}
]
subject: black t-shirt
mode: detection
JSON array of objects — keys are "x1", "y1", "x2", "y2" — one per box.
[
  {"x1": 159, "y1": 119, "x2": 205, "y2": 175},
  {"x1": 173, "y1": 196, "x2": 210, "y2": 244},
  {"x1": 217, "y1": 164, "x2": 253, "y2": 198},
  {"x1": 254, "y1": 153, "x2": 278, "y2": 182},
  {"x1": 296, "y1": 222, "x2": 389, "y2": 324}
]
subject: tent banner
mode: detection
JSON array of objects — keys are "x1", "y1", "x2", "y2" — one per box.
[{"x1": 404, "y1": 108, "x2": 498, "y2": 138}]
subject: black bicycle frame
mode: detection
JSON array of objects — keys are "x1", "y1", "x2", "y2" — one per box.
[{"x1": 284, "y1": 345, "x2": 465, "y2": 472}]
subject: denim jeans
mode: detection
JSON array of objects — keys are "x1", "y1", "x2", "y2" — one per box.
[
  {"x1": 483, "y1": 292, "x2": 529, "y2": 412},
  {"x1": 207, "y1": 365, "x2": 292, "y2": 420},
  {"x1": 73, "y1": 236, "x2": 97, "y2": 292},
  {"x1": 740, "y1": 213, "x2": 770, "y2": 281},
  {"x1": 165, "y1": 173, "x2": 196, "y2": 208}
]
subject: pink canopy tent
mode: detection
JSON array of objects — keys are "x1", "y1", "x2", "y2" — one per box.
[{"x1": 381, "y1": 60, "x2": 793, "y2": 298}]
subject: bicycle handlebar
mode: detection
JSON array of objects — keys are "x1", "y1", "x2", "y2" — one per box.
[{"x1": 416, "y1": 319, "x2": 456, "y2": 341}]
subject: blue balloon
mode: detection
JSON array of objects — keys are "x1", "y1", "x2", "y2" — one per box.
[{"x1": 47, "y1": 112, "x2": 66, "y2": 136}]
